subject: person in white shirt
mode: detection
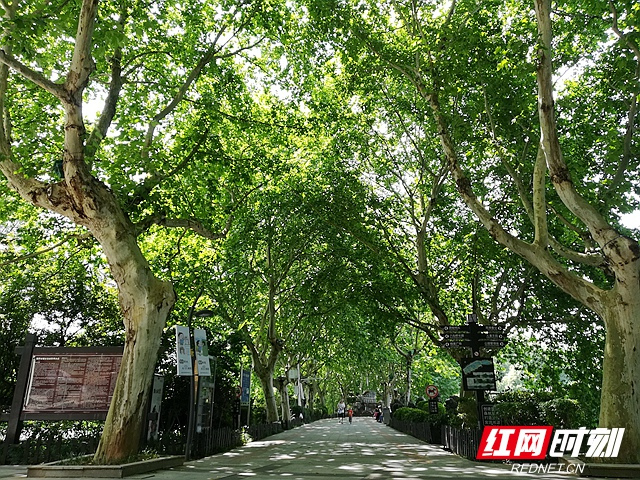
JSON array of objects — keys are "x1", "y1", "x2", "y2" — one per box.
[{"x1": 337, "y1": 399, "x2": 346, "y2": 424}]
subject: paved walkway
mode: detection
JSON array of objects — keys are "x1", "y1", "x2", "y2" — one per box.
[{"x1": 0, "y1": 417, "x2": 617, "y2": 479}]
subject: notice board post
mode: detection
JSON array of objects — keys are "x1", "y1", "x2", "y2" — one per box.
[
  {"x1": 2, "y1": 333, "x2": 37, "y2": 462},
  {"x1": 1, "y1": 337, "x2": 123, "y2": 464}
]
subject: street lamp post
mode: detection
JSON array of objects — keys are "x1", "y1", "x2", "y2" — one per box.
[{"x1": 185, "y1": 307, "x2": 214, "y2": 461}]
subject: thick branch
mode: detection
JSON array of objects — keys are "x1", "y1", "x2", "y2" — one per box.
[
  {"x1": 85, "y1": 45, "x2": 124, "y2": 163},
  {"x1": 64, "y1": 0, "x2": 98, "y2": 100},
  {"x1": 532, "y1": 144, "x2": 548, "y2": 246},
  {"x1": 427, "y1": 86, "x2": 605, "y2": 313},
  {"x1": 534, "y1": 0, "x2": 617, "y2": 249},
  {"x1": 606, "y1": 1, "x2": 639, "y2": 196},
  {"x1": 137, "y1": 215, "x2": 232, "y2": 241},
  {"x1": 0, "y1": 49, "x2": 64, "y2": 98},
  {"x1": 141, "y1": 47, "x2": 216, "y2": 157}
]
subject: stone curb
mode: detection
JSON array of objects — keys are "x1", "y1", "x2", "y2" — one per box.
[
  {"x1": 26, "y1": 455, "x2": 184, "y2": 478},
  {"x1": 559, "y1": 457, "x2": 640, "y2": 478}
]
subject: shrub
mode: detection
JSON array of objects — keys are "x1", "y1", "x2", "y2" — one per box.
[
  {"x1": 456, "y1": 395, "x2": 478, "y2": 428},
  {"x1": 493, "y1": 391, "x2": 552, "y2": 425},
  {"x1": 393, "y1": 407, "x2": 431, "y2": 423},
  {"x1": 393, "y1": 406, "x2": 452, "y2": 427},
  {"x1": 313, "y1": 405, "x2": 329, "y2": 417},
  {"x1": 541, "y1": 398, "x2": 586, "y2": 428},
  {"x1": 492, "y1": 391, "x2": 585, "y2": 428}
]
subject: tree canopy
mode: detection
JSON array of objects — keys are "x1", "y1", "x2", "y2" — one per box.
[{"x1": 1, "y1": 0, "x2": 637, "y2": 463}]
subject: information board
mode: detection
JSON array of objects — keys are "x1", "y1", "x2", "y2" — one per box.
[
  {"x1": 23, "y1": 352, "x2": 122, "y2": 413},
  {"x1": 481, "y1": 403, "x2": 501, "y2": 426},
  {"x1": 461, "y1": 357, "x2": 497, "y2": 391}
]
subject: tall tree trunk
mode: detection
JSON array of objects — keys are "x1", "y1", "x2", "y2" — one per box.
[
  {"x1": 405, "y1": 357, "x2": 412, "y2": 406},
  {"x1": 597, "y1": 273, "x2": 640, "y2": 462},
  {"x1": 92, "y1": 228, "x2": 175, "y2": 462},
  {"x1": 247, "y1": 241, "x2": 283, "y2": 423},
  {"x1": 254, "y1": 363, "x2": 279, "y2": 423},
  {"x1": 275, "y1": 377, "x2": 291, "y2": 428},
  {"x1": 306, "y1": 382, "x2": 314, "y2": 412}
]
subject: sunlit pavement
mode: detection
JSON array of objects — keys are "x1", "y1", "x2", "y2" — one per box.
[
  {"x1": 0, "y1": 418, "x2": 618, "y2": 479},
  {"x1": 162, "y1": 418, "x2": 611, "y2": 480}
]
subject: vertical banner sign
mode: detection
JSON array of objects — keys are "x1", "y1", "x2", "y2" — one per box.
[
  {"x1": 147, "y1": 375, "x2": 164, "y2": 441},
  {"x1": 193, "y1": 328, "x2": 212, "y2": 376},
  {"x1": 296, "y1": 364, "x2": 304, "y2": 407},
  {"x1": 240, "y1": 368, "x2": 251, "y2": 406},
  {"x1": 175, "y1": 325, "x2": 193, "y2": 376}
]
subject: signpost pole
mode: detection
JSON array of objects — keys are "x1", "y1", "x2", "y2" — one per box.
[
  {"x1": 438, "y1": 314, "x2": 507, "y2": 432},
  {"x1": 185, "y1": 304, "x2": 197, "y2": 461}
]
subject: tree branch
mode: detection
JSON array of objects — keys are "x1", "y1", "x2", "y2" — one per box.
[
  {"x1": 137, "y1": 215, "x2": 232, "y2": 241},
  {"x1": 85, "y1": 0, "x2": 127, "y2": 164},
  {"x1": 0, "y1": 49, "x2": 64, "y2": 99},
  {"x1": 532, "y1": 144, "x2": 548, "y2": 246},
  {"x1": 64, "y1": 0, "x2": 98, "y2": 100},
  {"x1": 534, "y1": 0, "x2": 618, "y2": 249},
  {"x1": 0, "y1": 232, "x2": 92, "y2": 268},
  {"x1": 606, "y1": 1, "x2": 639, "y2": 197},
  {"x1": 428, "y1": 83, "x2": 605, "y2": 313}
]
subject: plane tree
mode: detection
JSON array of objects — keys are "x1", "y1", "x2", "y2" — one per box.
[{"x1": 0, "y1": 0, "x2": 286, "y2": 462}]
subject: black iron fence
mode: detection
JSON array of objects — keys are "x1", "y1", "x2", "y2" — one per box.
[
  {"x1": 388, "y1": 420, "x2": 481, "y2": 461},
  {"x1": 188, "y1": 422, "x2": 286, "y2": 458},
  {"x1": 1, "y1": 431, "x2": 99, "y2": 465},
  {"x1": 389, "y1": 418, "x2": 433, "y2": 443},
  {"x1": 442, "y1": 425, "x2": 482, "y2": 460},
  {"x1": 1, "y1": 420, "x2": 300, "y2": 465}
]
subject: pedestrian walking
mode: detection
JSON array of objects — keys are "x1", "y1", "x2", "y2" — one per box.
[
  {"x1": 348, "y1": 406, "x2": 353, "y2": 424},
  {"x1": 337, "y1": 399, "x2": 346, "y2": 424}
]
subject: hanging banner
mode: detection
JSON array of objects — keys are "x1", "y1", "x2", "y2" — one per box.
[
  {"x1": 240, "y1": 368, "x2": 251, "y2": 406},
  {"x1": 296, "y1": 365, "x2": 304, "y2": 407},
  {"x1": 147, "y1": 375, "x2": 164, "y2": 441},
  {"x1": 175, "y1": 325, "x2": 192, "y2": 376},
  {"x1": 193, "y1": 328, "x2": 211, "y2": 376}
]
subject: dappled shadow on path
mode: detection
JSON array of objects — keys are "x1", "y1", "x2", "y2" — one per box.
[{"x1": 181, "y1": 418, "x2": 581, "y2": 479}]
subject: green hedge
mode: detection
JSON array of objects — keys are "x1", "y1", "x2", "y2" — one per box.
[
  {"x1": 393, "y1": 407, "x2": 431, "y2": 423},
  {"x1": 493, "y1": 392, "x2": 586, "y2": 428},
  {"x1": 394, "y1": 391, "x2": 586, "y2": 429}
]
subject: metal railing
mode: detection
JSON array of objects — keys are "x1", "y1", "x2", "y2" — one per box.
[
  {"x1": 389, "y1": 418, "x2": 433, "y2": 443},
  {"x1": 442, "y1": 425, "x2": 481, "y2": 460},
  {"x1": 1, "y1": 420, "x2": 294, "y2": 465},
  {"x1": 388, "y1": 420, "x2": 482, "y2": 461},
  {"x1": 1, "y1": 431, "x2": 99, "y2": 465}
]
